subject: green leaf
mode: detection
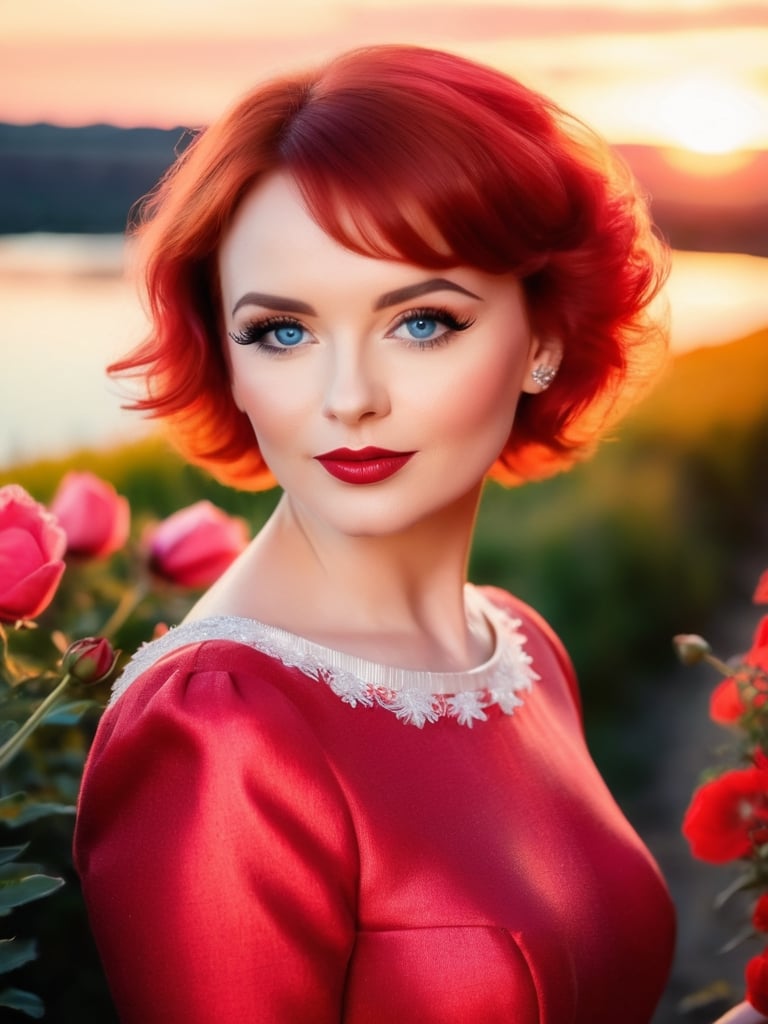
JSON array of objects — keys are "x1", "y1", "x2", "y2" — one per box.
[
  {"x1": 0, "y1": 846, "x2": 28, "y2": 867},
  {"x1": 0, "y1": 873, "x2": 64, "y2": 911},
  {"x1": 0, "y1": 795, "x2": 75, "y2": 829},
  {"x1": 718, "y1": 923, "x2": 757, "y2": 954},
  {"x1": 0, "y1": 794, "x2": 26, "y2": 816},
  {"x1": 42, "y1": 699, "x2": 100, "y2": 725},
  {"x1": 714, "y1": 868, "x2": 758, "y2": 909},
  {"x1": 0, "y1": 986, "x2": 45, "y2": 1018},
  {"x1": 0, "y1": 863, "x2": 44, "y2": 881},
  {"x1": 7, "y1": 803, "x2": 75, "y2": 828},
  {"x1": 0, "y1": 938, "x2": 37, "y2": 975}
]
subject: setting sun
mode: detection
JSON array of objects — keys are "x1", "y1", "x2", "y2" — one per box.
[{"x1": 659, "y1": 75, "x2": 763, "y2": 156}]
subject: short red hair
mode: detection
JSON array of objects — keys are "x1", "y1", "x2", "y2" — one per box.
[{"x1": 112, "y1": 44, "x2": 668, "y2": 490}]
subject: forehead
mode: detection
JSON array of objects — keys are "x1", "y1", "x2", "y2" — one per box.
[
  {"x1": 218, "y1": 172, "x2": 453, "y2": 302},
  {"x1": 218, "y1": 174, "x2": 390, "y2": 299},
  {"x1": 221, "y1": 170, "x2": 452, "y2": 269},
  {"x1": 221, "y1": 173, "x2": 333, "y2": 260}
]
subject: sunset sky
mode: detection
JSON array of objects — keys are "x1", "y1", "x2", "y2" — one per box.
[{"x1": 3, "y1": 0, "x2": 768, "y2": 151}]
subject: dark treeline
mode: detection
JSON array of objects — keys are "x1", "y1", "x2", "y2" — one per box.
[
  {"x1": 0, "y1": 123, "x2": 192, "y2": 235},
  {"x1": 1, "y1": 122, "x2": 768, "y2": 255}
]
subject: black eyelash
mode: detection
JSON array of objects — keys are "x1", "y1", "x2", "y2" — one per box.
[
  {"x1": 396, "y1": 306, "x2": 474, "y2": 330},
  {"x1": 228, "y1": 316, "x2": 303, "y2": 348},
  {"x1": 393, "y1": 306, "x2": 476, "y2": 345}
]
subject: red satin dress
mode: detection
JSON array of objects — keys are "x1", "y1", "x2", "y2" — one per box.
[{"x1": 74, "y1": 586, "x2": 675, "y2": 1023}]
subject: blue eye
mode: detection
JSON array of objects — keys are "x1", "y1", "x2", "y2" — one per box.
[
  {"x1": 405, "y1": 317, "x2": 438, "y2": 340},
  {"x1": 391, "y1": 307, "x2": 475, "y2": 349},
  {"x1": 228, "y1": 317, "x2": 311, "y2": 353},
  {"x1": 273, "y1": 324, "x2": 305, "y2": 347}
]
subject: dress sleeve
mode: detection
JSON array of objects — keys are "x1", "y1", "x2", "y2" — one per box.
[{"x1": 74, "y1": 643, "x2": 358, "y2": 1024}]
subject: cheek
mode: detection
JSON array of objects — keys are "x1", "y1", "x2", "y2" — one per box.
[
  {"x1": 429, "y1": 347, "x2": 526, "y2": 438},
  {"x1": 232, "y1": 367, "x2": 315, "y2": 447}
]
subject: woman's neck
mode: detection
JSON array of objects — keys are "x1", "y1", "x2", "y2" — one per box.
[{"x1": 192, "y1": 485, "x2": 491, "y2": 672}]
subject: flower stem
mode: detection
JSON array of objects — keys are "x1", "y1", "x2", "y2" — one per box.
[
  {"x1": 99, "y1": 582, "x2": 148, "y2": 640},
  {"x1": 0, "y1": 673, "x2": 72, "y2": 772},
  {"x1": 704, "y1": 652, "x2": 738, "y2": 677}
]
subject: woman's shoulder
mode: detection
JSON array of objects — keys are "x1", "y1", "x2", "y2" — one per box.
[
  {"x1": 85, "y1": 620, "x2": 342, "y2": 800},
  {"x1": 109, "y1": 615, "x2": 325, "y2": 707},
  {"x1": 75, "y1": 623, "x2": 356, "y2": 896},
  {"x1": 97, "y1": 619, "x2": 322, "y2": 755}
]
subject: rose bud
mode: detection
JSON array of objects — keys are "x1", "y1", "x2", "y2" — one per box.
[
  {"x1": 673, "y1": 634, "x2": 712, "y2": 666},
  {"x1": 50, "y1": 471, "x2": 130, "y2": 559},
  {"x1": 147, "y1": 501, "x2": 249, "y2": 588},
  {"x1": 62, "y1": 637, "x2": 118, "y2": 684},
  {"x1": 0, "y1": 484, "x2": 66, "y2": 622}
]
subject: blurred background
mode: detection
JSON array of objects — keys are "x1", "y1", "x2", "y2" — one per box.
[{"x1": 1, "y1": 1, "x2": 767, "y2": 1020}]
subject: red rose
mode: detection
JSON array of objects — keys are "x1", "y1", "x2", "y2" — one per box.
[
  {"x1": 746, "y1": 946, "x2": 768, "y2": 1015},
  {"x1": 753, "y1": 895, "x2": 768, "y2": 933},
  {"x1": 755, "y1": 570, "x2": 768, "y2": 605},
  {"x1": 0, "y1": 484, "x2": 66, "y2": 622},
  {"x1": 710, "y1": 678, "x2": 748, "y2": 725},
  {"x1": 709, "y1": 617, "x2": 768, "y2": 726},
  {"x1": 147, "y1": 501, "x2": 249, "y2": 588},
  {"x1": 751, "y1": 617, "x2": 768, "y2": 668},
  {"x1": 682, "y1": 765, "x2": 768, "y2": 864},
  {"x1": 62, "y1": 636, "x2": 118, "y2": 684},
  {"x1": 50, "y1": 471, "x2": 130, "y2": 559}
]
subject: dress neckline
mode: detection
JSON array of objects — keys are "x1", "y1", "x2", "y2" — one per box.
[{"x1": 110, "y1": 584, "x2": 539, "y2": 728}]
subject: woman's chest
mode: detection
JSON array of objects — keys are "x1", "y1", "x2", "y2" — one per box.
[{"x1": 314, "y1": 696, "x2": 674, "y2": 1023}]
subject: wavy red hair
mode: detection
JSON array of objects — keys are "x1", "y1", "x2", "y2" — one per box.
[{"x1": 111, "y1": 44, "x2": 668, "y2": 490}]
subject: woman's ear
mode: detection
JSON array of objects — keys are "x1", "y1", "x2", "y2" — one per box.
[{"x1": 521, "y1": 335, "x2": 564, "y2": 395}]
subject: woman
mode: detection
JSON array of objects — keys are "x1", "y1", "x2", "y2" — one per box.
[{"x1": 74, "y1": 44, "x2": 762, "y2": 1023}]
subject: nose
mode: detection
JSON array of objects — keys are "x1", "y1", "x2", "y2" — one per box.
[{"x1": 321, "y1": 346, "x2": 391, "y2": 424}]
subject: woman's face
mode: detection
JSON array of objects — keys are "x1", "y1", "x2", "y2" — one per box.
[{"x1": 218, "y1": 173, "x2": 548, "y2": 538}]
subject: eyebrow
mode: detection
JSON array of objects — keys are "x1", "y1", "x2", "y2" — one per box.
[
  {"x1": 230, "y1": 277, "x2": 482, "y2": 318},
  {"x1": 373, "y1": 278, "x2": 482, "y2": 310},
  {"x1": 231, "y1": 292, "x2": 316, "y2": 316}
]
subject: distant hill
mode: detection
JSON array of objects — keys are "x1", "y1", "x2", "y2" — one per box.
[
  {"x1": 626, "y1": 326, "x2": 768, "y2": 441},
  {"x1": 1, "y1": 122, "x2": 767, "y2": 254}
]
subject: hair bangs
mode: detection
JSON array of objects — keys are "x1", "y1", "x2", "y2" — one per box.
[{"x1": 281, "y1": 84, "x2": 560, "y2": 275}]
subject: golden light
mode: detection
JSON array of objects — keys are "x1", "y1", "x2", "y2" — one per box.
[{"x1": 659, "y1": 75, "x2": 762, "y2": 156}]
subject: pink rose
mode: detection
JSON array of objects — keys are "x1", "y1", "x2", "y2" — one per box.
[
  {"x1": 50, "y1": 471, "x2": 130, "y2": 559},
  {"x1": 147, "y1": 501, "x2": 249, "y2": 588},
  {"x1": 0, "y1": 484, "x2": 66, "y2": 622}
]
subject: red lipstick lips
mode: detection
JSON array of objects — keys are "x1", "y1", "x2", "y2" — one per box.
[{"x1": 314, "y1": 446, "x2": 415, "y2": 484}]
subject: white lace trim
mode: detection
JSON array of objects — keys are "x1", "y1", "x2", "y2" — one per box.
[{"x1": 109, "y1": 587, "x2": 539, "y2": 728}]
